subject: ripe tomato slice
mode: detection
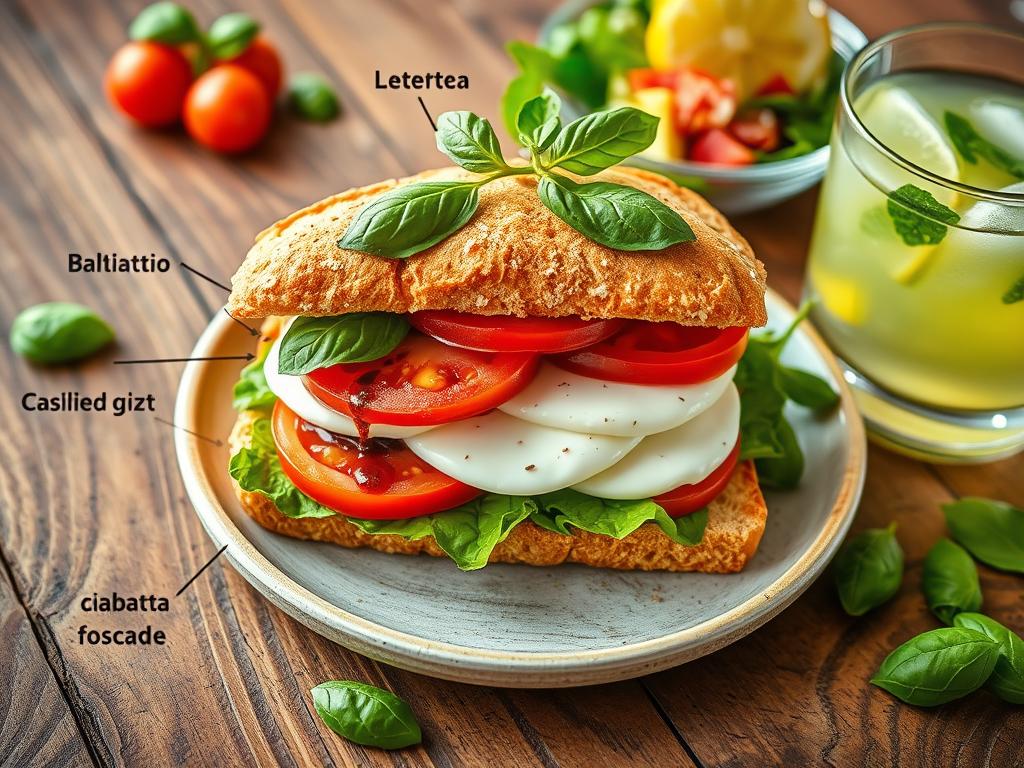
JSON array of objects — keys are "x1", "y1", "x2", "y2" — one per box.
[
  {"x1": 655, "y1": 438, "x2": 740, "y2": 517},
  {"x1": 728, "y1": 108, "x2": 780, "y2": 151},
  {"x1": 272, "y1": 401, "x2": 480, "y2": 519},
  {"x1": 551, "y1": 322, "x2": 748, "y2": 385},
  {"x1": 409, "y1": 311, "x2": 626, "y2": 353},
  {"x1": 304, "y1": 332, "x2": 539, "y2": 427},
  {"x1": 689, "y1": 128, "x2": 756, "y2": 165}
]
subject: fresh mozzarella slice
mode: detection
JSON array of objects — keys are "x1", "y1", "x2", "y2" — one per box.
[
  {"x1": 572, "y1": 384, "x2": 740, "y2": 499},
  {"x1": 262, "y1": 336, "x2": 434, "y2": 439},
  {"x1": 497, "y1": 362, "x2": 736, "y2": 436},
  {"x1": 405, "y1": 411, "x2": 641, "y2": 495}
]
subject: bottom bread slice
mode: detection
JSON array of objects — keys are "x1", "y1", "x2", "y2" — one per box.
[{"x1": 230, "y1": 410, "x2": 768, "y2": 573}]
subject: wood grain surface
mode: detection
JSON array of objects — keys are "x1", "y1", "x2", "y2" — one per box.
[{"x1": 0, "y1": 1, "x2": 1021, "y2": 767}]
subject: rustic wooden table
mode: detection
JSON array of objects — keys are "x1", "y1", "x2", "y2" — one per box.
[{"x1": 1, "y1": 1, "x2": 1022, "y2": 766}]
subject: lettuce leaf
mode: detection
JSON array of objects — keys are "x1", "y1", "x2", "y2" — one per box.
[{"x1": 232, "y1": 343, "x2": 276, "y2": 411}]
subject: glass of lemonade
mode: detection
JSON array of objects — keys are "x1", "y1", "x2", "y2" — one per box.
[{"x1": 806, "y1": 23, "x2": 1024, "y2": 462}]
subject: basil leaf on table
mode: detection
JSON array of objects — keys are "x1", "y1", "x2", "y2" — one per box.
[
  {"x1": 516, "y1": 89, "x2": 562, "y2": 151},
  {"x1": 544, "y1": 107, "x2": 659, "y2": 175},
  {"x1": 435, "y1": 111, "x2": 511, "y2": 173},
  {"x1": 311, "y1": 681, "x2": 421, "y2": 749},
  {"x1": 922, "y1": 538, "x2": 983, "y2": 625},
  {"x1": 206, "y1": 12, "x2": 260, "y2": 60},
  {"x1": 943, "y1": 497, "x2": 1024, "y2": 574},
  {"x1": 870, "y1": 627, "x2": 1000, "y2": 707},
  {"x1": 10, "y1": 301, "x2": 114, "y2": 364},
  {"x1": 338, "y1": 181, "x2": 481, "y2": 259},
  {"x1": 288, "y1": 73, "x2": 341, "y2": 122},
  {"x1": 833, "y1": 523, "x2": 904, "y2": 616},
  {"x1": 232, "y1": 343, "x2": 276, "y2": 411},
  {"x1": 886, "y1": 184, "x2": 960, "y2": 247},
  {"x1": 129, "y1": 1, "x2": 201, "y2": 44},
  {"x1": 953, "y1": 613, "x2": 1024, "y2": 704},
  {"x1": 780, "y1": 366, "x2": 840, "y2": 410},
  {"x1": 229, "y1": 418, "x2": 335, "y2": 519},
  {"x1": 277, "y1": 313, "x2": 409, "y2": 376},
  {"x1": 944, "y1": 111, "x2": 1024, "y2": 179},
  {"x1": 537, "y1": 173, "x2": 694, "y2": 250}
]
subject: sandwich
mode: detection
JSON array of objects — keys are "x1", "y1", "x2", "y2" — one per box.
[{"x1": 225, "y1": 102, "x2": 780, "y2": 573}]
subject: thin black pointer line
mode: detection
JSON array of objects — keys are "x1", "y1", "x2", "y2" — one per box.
[
  {"x1": 181, "y1": 262, "x2": 231, "y2": 292},
  {"x1": 113, "y1": 354, "x2": 254, "y2": 364},
  {"x1": 154, "y1": 416, "x2": 223, "y2": 447},
  {"x1": 223, "y1": 308, "x2": 260, "y2": 336},
  {"x1": 417, "y1": 96, "x2": 436, "y2": 131},
  {"x1": 175, "y1": 545, "x2": 229, "y2": 597}
]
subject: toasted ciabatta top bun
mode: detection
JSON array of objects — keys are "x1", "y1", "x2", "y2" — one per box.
[{"x1": 228, "y1": 166, "x2": 767, "y2": 327}]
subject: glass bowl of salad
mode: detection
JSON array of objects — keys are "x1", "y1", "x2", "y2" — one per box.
[{"x1": 518, "y1": 0, "x2": 867, "y2": 214}]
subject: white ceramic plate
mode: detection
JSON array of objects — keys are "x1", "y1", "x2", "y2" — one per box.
[{"x1": 174, "y1": 290, "x2": 866, "y2": 687}]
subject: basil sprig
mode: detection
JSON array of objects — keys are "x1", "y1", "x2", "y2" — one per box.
[
  {"x1": 943, "y1": 497, "x2": 1024, "y2": 574},
  {"x1": 276, "y1": 313, "x2": 409, "y2": 376},
  {"x1": 337, "y1": 96, "x2": 694, "y2": 258},
  {"x1": 945, "y1": 111, "x2": 1024, "y2": 180},
  {"x1": 922, "y1": 538, "x2": 982, "y2": 625},
  {"x1": 833, "y1": 524, "x2": 904, "y2": 616},
  {"x1": 311, "y1": 681, "x2": 421, "y2": 749},
  {"x1": 953, "y1": 613, "x2": 1024, "y2": 704}
]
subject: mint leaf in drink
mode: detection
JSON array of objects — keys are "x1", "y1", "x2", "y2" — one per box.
[
  {"x1": 886, "y1": 184, "x2": 960, "y2": 246},
  {"x1": 1004, "y1": 273, "x2": 1024, "y2": 304},
  {"x1": 435, "y1": 111, "x2": 511, "y2": 173},
  {"x1": 545, "y1": 107, "x2": 659, "y2": 175},
  {"x1": 945, "y1": 111, "x2": 1024, "y2": 179},
  {"x1": 516, "y1": 89, "x2": 562, "y2": 151}
]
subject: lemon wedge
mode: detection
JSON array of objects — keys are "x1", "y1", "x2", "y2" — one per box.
[{"x1": 646, "y1": 0, "x2": 832, "y2": 99}]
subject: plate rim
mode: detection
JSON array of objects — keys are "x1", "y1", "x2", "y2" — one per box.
[{"x1": 174, "y1": 288, "x2": 867, "y2": 686}]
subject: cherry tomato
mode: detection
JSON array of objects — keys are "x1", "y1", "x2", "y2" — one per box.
[
  {"x1": 655, "y1": 438, "x2": 740, "y2": 516},
  {"x1": 409, "y1": 311, "x2": 627, "y2": 353},
  {"x1": 226, "y1": 36, "x2": 283, "y2": 97},
  {"x1": 627, "y1": 67, "x2": 678, "y2": 91},
  {"x1": 551, "y1": 322, "x2": 748, "y2": 385},
  {"x1": 184, "y1": 65, "x2": 271, "y2": 153},
  {"x1": 105, "y1": 42, "x2": 192, "y2": 127},
  {"x1": 689, "y1": 128, "x2": 756, "y2": 166},
  {"x1": 756, "y1": 74, "x2": 795, "y2": 96},
  {"x1": 304, "y1": 332, "x2": 539, "y2": 427},
  {"x1": 728, "y1": 108, "x2": 780, "y2": 151},
  {"x1": 673, "y1": 69, "x2": 737, "y2": 134},
  {"x1": 272, "y1": 401, "x2": 479, "y2": 519}
]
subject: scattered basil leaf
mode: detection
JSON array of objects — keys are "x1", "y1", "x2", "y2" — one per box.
[
  {"x1": 276, "y1": 313, "x2": 409, "y2": 376},
  {"x1": 516, "y1": 89, "x2": 562, "y2": 151},
  {"x1": 10, "y1": 302, "x2": 114, "y2": 364},
  {"x1": 752, "y1": 417, "x2": 804, "y2": 490},
  {"x1": 870, "y1": 627, "x2": 1000, "y2": 707},
  {"x1": 430, "y1": 494, "x2": 536, "y2": 570},
  {"x1": 544, "y1": 107, "x2": 658, "y2": 175},
  {"x1": 942, "y1": 498, "x2": 1024, "y2": 574},
  {"x1": 1003, "y1": 274, "x2": 1024, "y2": 305},
  {"x1": 128, "y1": 1, "x2": 201, "y2": 45},
  {"x1": 944, "y1": 111, "x2": 1024, "y2": 180},
  {"x1": 922, "y1": 538, "x2": 983, "y2": 625},
  {"x1": 338, "y1": 181, "x2": 480, "y2": 259},
  {"x1": 537, "y1": 173, "x2": 694, "y2": 250},
  {"x1": 206, "y1": 12, "x2": 260, "y2": 60},
  {"x1": 886, "y1": 184, "x2": 960, "y2": 247},
  {"x1": 953, "y1": 613, "x2": 1024, "y2": 704},
  {"x1": 232, "y1": 343, "x2": 275, "y2": 411},
  {"x1": 833, "y1": 523, "x2": 904, "y2": 616},
  {"x1": 288, "y1": 73, "x2": 340, "y2": 121},
  {"x1": 435, "y1": 111, "x2": 511, "y2": 173},
  {"x1": 311, "y1": 681, "x2": 421, "y2": 750},
  {"x1": 780, "y1": 366, "x2": 840, "y2": 410},
  {"x1": 229, "y1": 418, "x2": 335, "y2": 519}
]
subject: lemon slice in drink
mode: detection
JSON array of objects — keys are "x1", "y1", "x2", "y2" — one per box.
[{"x1": 646, "y1": 0, "x2": 831, "y2": 99}]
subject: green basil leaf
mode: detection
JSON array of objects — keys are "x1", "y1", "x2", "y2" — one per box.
[
  {"x1": 430, "y1": 494, "x2": 536, "y2": 571},
  {"x1": 229, "y1": 418, "x2": 335, "y2": 519},
  {"x1": 754, "y1": 418, "x2": 804, "y2": 490},
  {"x1": 10, "y1": 302, "x2": 114, "y2": 364},
  {"x1": 945, "y1": 111, "x2": 1024, "y2": 179},
  {"x1": 128, "y1": 1, "x2": 201, "y2": 44},
  {"x1": 501, "y1": 42, "x2": 556, "y2": 139},
  {"x1": 338, "y1": 181, "x2": 480, "y2": 258},
  {"x1": 232, "y1": 343, "x2": 276, "y2": 411},
  {"x1": 833, "y1": 523, "x2": 904, "y2": 616},
  {"x1": 1004, "y1": 273, "x2": 1024, "y2": 305},
  {"x1": 870, "y1": 627, "x2": 1000, "y2": 707},
  {"x1": 779, "y1": 366, "x2": 839, "y2": 411},
  {"x1": 537, "y1": 173, "x2": 694, "y2": 250},
  {"x1": 435, "y1": 111, "x2": 510, "y2": 173},
  {"x1": 311, "y1": 681, "x2": 421, "y2": 749},
  {"x1": 288, "y1": 73, "x2": 341, "y2": 121},
  {"x1": 922, "y1": 538, "x2": 983, "y2": 625},
  {"x1": 942, "y1": 498, "x2": 1024, "y2": 574},
  {"x1": 207, "y1": 12, "x2": 260, "y2": 60},
  {"x1": 886, "y1": 184, "x2": 960, "y2": 247},
  {"x1": 516, "y1": 89, "x2": 562, "y2": 151},
  {"x1": 953, "y1": 613, "x2": 1024, "y2": 704},
  {"x1": 545, "y1": 107, "x2": 658, "y2": 175},
  {"x1": 277, "y1": 313, "x2": 409, "y2": 376}
]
